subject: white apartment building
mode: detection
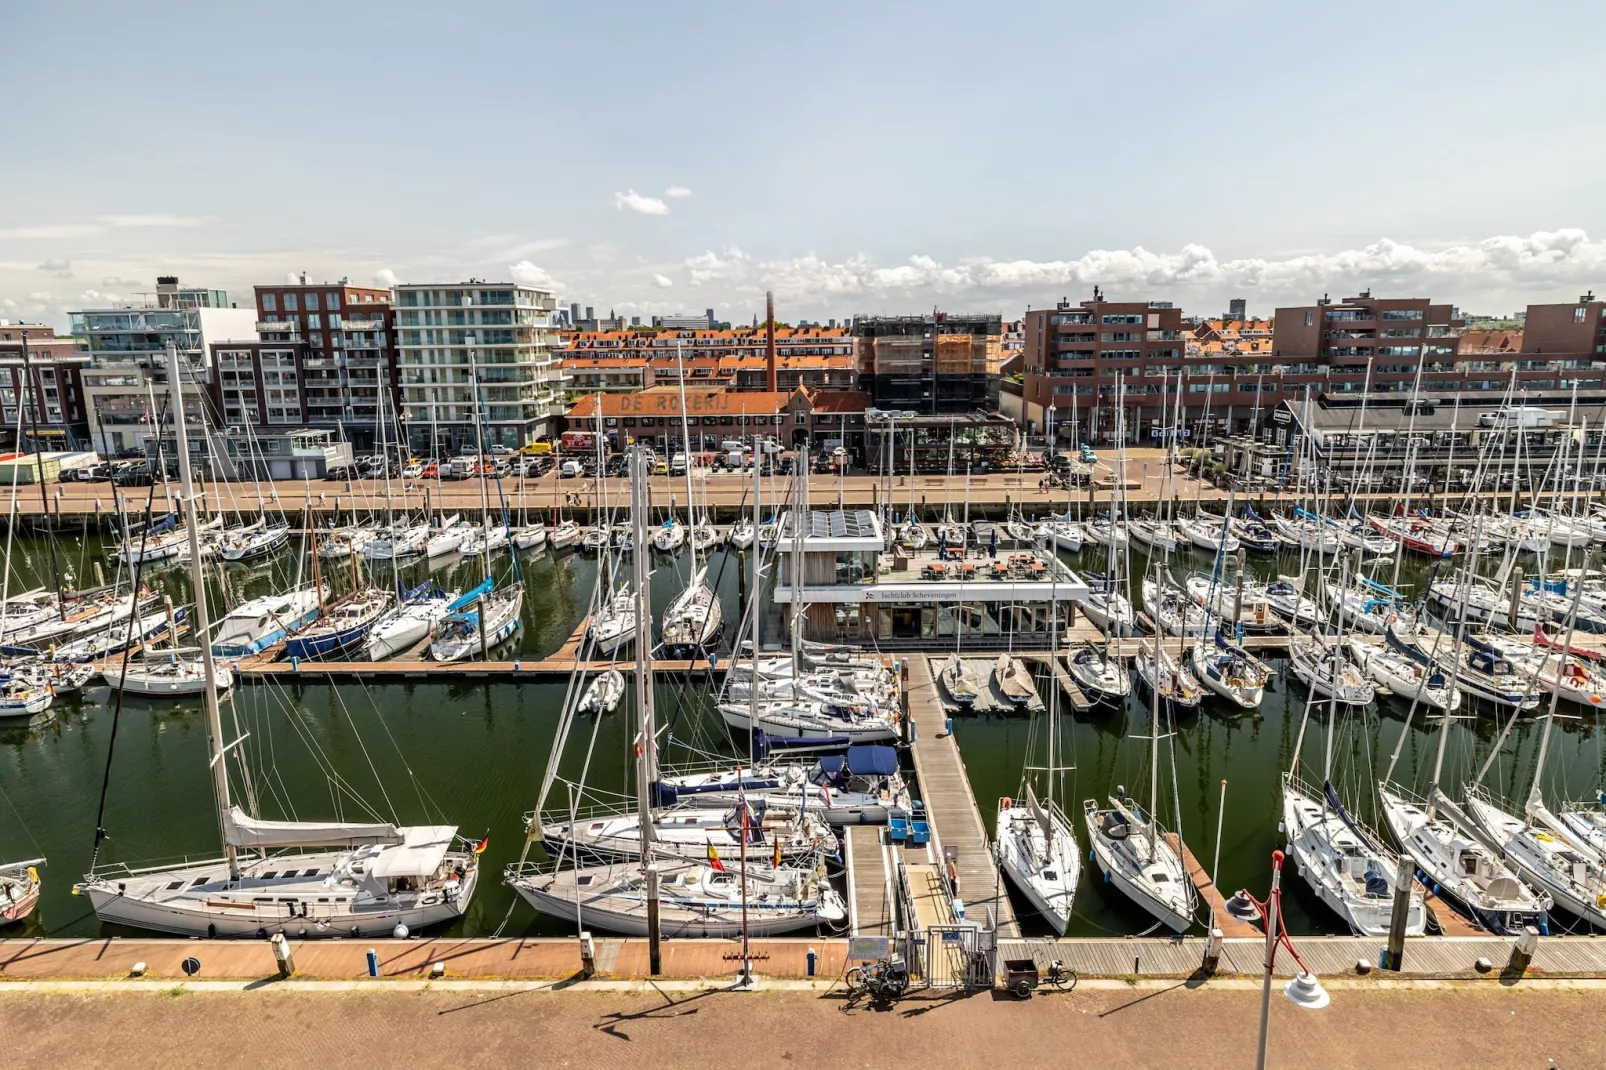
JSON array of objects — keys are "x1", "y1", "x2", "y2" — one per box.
[
  {"x1": 70, "y1": 277, "x2": 257, "y2": 454},
  {"x1": 393, "y1": 281, "x2": 565, "y2": 452}
]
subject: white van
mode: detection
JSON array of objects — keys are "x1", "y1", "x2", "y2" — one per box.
[
  {"x1": 670, "y1": 453, "x2": 688, "y2": 476},
  {"x1": 560, "y1": 459, "x2": 583, "y2": 478}
]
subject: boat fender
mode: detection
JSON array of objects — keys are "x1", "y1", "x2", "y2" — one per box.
[{"x1": 1001, "y1": 797, "x2": 1012, "y2": 810}]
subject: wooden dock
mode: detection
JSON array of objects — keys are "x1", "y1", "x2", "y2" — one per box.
[
  {"x1": 1022, "y1": 651, "x2": 1094, "y2": 713},
  {"x1": 1417, "y1": 875, "x2": 1483, "y2": 937},
  {"x1": 904, "y1": 655, "x2": 1017, "y2": 935},
  {"x1": 1164, "y1": 832, "x2": 1260, "y2": 938},
  {"x1": 844, "y1": 825, "x2": 893, "y2": 936}
]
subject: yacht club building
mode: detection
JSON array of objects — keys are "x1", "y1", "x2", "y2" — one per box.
[{"x1": 771, "y1": 508, "x2": 1091, "y2": 647}]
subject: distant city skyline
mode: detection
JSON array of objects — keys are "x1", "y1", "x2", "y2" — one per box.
[{"x1": 4, "y1": 1, "x2": 1604, "y2": 328}]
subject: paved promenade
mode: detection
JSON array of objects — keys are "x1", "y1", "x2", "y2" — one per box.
[{"x1": 5, "y1": 984, "x2": 1602, "y2": 1069}]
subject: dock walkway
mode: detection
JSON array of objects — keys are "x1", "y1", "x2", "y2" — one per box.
[
  {"x1": 845, "y1": 825, "x2": 893, "y2": 936},
  {"x1": 1164, "y1": 832, "x2": 1258, "y2": 938},
  {"x1": 904, "y1": 655, "x2": 1017, "y2": 936}
]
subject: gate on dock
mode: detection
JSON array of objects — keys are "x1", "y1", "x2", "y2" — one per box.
[{"x1": 919, "y1": 921, "x2": 995, "y2": 990}]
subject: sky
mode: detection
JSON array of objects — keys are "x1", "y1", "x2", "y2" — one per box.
[{"x1": 4, "y1": 0, "x2": 1606, "y2": 328}]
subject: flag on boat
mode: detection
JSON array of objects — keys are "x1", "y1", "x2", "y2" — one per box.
[
  {"x1": 772, "y1": 839, "x2": 782, "y2": 869},
  {"x1": 474, "y1": 834, "x2": 490, "y2": 854},
  {"x1": 707, "y1": 843, "x2": 725, "y2": 872}
]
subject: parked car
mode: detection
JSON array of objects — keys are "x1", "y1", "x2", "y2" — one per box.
[
  {"x1": 115, "y1": 446, "x2": 145, "y2": 460},
  {"x1": 113, "y1": 462, "x2": 153, "y2": 486},
  {"x1": 489, "y1": 444, "x2": 515, "y2": 456},
  {"x1": 420, "y1": 461, "x2": 440, "y2": 479},
  {"x1": 778, "y1": 456, "x2": 795, "y2": 475},
  {"x1": 560, "y1": 459, "x2": 583, "y2": 478},
  {"x1": 80, "y1": 463, "x2": 113, "y2": 483},
  {"x1": 324, "y1": 463, "x2": 358, "y2": 481},
  {"x1": 401, "y1": 462, "x2": 423, "y2": 479}
]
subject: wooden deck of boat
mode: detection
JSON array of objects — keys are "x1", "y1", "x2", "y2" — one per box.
[
  {"x1": 1162, "y1": 832, "x2": 1259, "y2": 938},
  {"x1": 904, "y1": 655, "x2": 1017, "y2": 936},
  {"x1": 844, "y1": 825, "x2": 893, "y2": 936}
]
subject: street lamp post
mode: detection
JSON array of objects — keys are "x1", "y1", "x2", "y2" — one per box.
[{"x1": 1252, "y1": 850, "x2": 1330, "y2": 1070}]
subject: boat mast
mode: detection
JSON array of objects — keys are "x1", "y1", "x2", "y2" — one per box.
[
  {"x1": 165, "y1": 341, "x2": 239, "y2": 881},
  {"x1": 674, "y1": 343, "x2": 700, "y2": 570},
  {"x1": 19, "y1": 335, "x2": 63, "y2": 616},
  {"x1": 790, "y1": 447, "x2": 808, "y2": 669},
  {"x1": 1147, "y1": 559, "x2": 1162, "y2": 865},
  {"x1": 468, "y1": 348, "x2": 491, "y2": 588},
  {"x1": 630, "y1": 447, "x2": 659, "y2": 835}
]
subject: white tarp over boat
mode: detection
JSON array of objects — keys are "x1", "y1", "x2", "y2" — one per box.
[
  {"x1": 222, "y1": 806, "x2": 404, "y2": 849},
  {"x1": 367, "y1": 826, "x2": 460, "y2": 879}
]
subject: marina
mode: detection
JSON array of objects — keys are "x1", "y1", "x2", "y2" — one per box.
[{"x1": 10, "y1": 394, "x2": 1606, "y2": 997}]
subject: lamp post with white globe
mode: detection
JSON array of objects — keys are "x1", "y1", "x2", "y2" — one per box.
[{"x1": 1253, "y1": 850, "x2": 1330, "y2": 1070}]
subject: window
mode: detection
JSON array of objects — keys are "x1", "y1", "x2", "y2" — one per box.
[
  {"x1": 306, "y1": 292, "x2": 320, "y2": 311},
  {"x1": 308, "y1": 314, "x2": 321, "y2": 329},
  {"x1": 326, "y1": 292, "x2": 340, "y2": 310},
  {"x1": 284, "y1": 293, "x2": 298, "y2": 311},
  {"x1": 1577, "y1": 307, "x2": 1588, "y2": 323},
  {"x1": 262, "y1": 293, "x2": 277, "y2": 312},
  {"x1": 1380, "y1": 309, "x2": 1424, "y2": 321},
  {"x1": 1304, "y1": 311, "x2": 1314, "y2": 327}
]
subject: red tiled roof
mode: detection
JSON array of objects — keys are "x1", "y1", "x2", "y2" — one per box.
[{"x1": 567, "y1": 388, "x2": 794, "y2": 419}]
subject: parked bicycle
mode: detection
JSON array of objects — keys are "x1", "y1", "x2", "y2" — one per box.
[
  {"x1": 1042, "y1": 960, "x2": 1078, "y2": 992},
  {"x1": 844, "y1": 955, "x2": 910, "y2": 1005}
]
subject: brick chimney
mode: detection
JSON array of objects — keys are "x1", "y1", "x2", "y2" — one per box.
[{"x1": 765, "y1": 290, "x2": 778, "y2": 392}]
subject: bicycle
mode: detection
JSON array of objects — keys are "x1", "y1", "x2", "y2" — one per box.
[
  {"x1": 1042, "y1": 960, "x2": 1078, "y2": 992},
  {"x1": 844, "y1": 955, "x2": 909, "y2": 1006}
]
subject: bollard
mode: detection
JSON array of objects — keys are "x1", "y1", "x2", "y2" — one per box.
[
  {"x1": 944, "y1": 716, "x2": 953, "y2": 737},
  {"x1": 579, "y1": 931, "x2": 596, "y2": 978},
  {"x1": 807, "y1": 947, "x2": 817, "y2": 977},
  {"x1": 291, "y1": 655, "x2": 300, "y2": 673},
  {"x1": 366, "y1": 948, "x2": 379, "y2": 977},
  {"x1": 1201, "y1": 927, "x2": 1223, "y2": 976},
  {"x1": 271, "y1": 933, "x2": 295, "y2": 978},
  {"x1": 1507, "y1": 925, "x2": 1540, "y2": 976}
]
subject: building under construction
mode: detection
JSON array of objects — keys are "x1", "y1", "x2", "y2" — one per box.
[{"x1": 853, "y1": 312, "x2": 1002, "y2": 413}]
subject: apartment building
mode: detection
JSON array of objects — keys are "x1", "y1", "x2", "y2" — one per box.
[
  {"x1": 1020, "y1": 292, "x2": 1188, "y2": 443},
  {"x1": 248, "y1": 276, "x2": 397, "y2": 433},
  {"x1": 557, "y1": 326, "x2": 856, "y2": 395},
  {"x1": 393, "y1": 281, "x2": 564, "y2": 453},
  {"x1": 71, "y1": 276, "x2": 257, "y2": 454},
  {"x1": 0, "y1": 323, "x2": 92, "y2": 449},
  {"x1": 852, "y1": 313, "x2": 1002, "y2": 414}
]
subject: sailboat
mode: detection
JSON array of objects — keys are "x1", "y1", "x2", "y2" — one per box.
[
  {"x1": 992, "y1": 653, "x2": 1035, "y2": 707},
  {"x1": 430, "y1": 352, "x2": 525, "y2": 661},
  {"x1": 1378, "y1": 560, "x2": 1551, "y2": 935},
  {"x1": 364, "y1": 582, "x2": 454, "y2": 661},
  {"x1": 1284, "y1": 559, "x2": 1426, "y2": 936},
  {"x1": 1463, "y1": 588, "x2": 1606, "y2": 928},
  {"x1": 508, "y1": 448, "x2": 845, "y2": 937},
  {"x1": 1066, "y1": 643, "x2": 1129, "y2": 705},
  {"x1": 939, "y1": 654, "x2": 978, "y2": 707},
  {"x1": 79, "y1": 343, "x2": 481, "y2": 936},
  {"x1": 996, "y1": 572, "x2": 1080, "y2": 934},
  {"x1": 1083, "y1": 638, "x2": 1198, "y2": 932},
  {"x1": 0, "y1": 859, "x2": 43, "y2": 923},
  {"x1": 588, "y1": 578, "x2": 636, "y2": 657},
  {"x1": 658, "y1": 361, "x2": 723, "y2": 655}
]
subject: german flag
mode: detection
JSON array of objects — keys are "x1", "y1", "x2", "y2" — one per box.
[
  {"x1": 474, "y1": 834, "x2": 490, "y2": 855},
  {"x1": 707, "y1": 843, "x2": 726, "y2": 873}
]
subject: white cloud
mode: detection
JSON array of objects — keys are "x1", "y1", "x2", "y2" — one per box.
[
  {"x1": 651, "y1": 273, "x2": 674, "y2": 289},
  {"x1": 664, "y1": 186, "x2": 693, "y2": 199},
  {"x1": 612, "y1": 190, "x2": 670, "y2": 216},
  {"x1": 38, "y1": 258, "x2": 72, "y2": 279},
  {"x1": 509, "y1": 260, "x2": 562, "y2": 292},
  {"x1": 78, "y1": 289, "x2": 122, "y2": 305},
  {"x1": 0, "y1": 224, "x2": 100, "y2": 240},
  {"x1": 372, "y1": 268, "x2": 399, "y2": 288},
  {"x1": 679, "y1": 229, "x2": 1606, "y2": 309},
  {"x1": 284, "y1": 271, "x2": 301, "y2": 284},
  {"x1": 96, "y1": 213, "x2": 208, "y2": 229},
  {"x1": 101, "y1": 276, "x2": 141, "y2": 287}
]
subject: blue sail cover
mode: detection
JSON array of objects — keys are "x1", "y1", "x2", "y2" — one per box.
[
  {"x1": 845, "y1": 745, "x2": 898, "y2": 777},
  {"x1": 1359, "y1": 575, "x2": 1403, "y2": 598},
  {"x1": 150, "y1": 514, "x2": 177, "y2": 533},
  {"x1": 402, "y1": 580, "x2": 441, "y2": 602},
  {"x1": 447, "y1": 578, "x2": 495, "y2": 613}
]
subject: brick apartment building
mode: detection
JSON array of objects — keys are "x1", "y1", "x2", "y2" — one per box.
[
  {"x1": 1020, "y1": 291, "x2": 1189, "y2": 443},
  {"x1": 215, "y1": 277, "x2": 398, "y2": 443},
  {"x1": 558, "y1": 326, "x2": 855, "y2": 396},
  {"x1": 0, "y1": 322, "x2": 92, "y2": 449},
  {"x1": 852, "y1": 312, "x2": 1002, "y2": 414}
]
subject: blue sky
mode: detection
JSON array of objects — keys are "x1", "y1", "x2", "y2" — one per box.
[{"x1": 4, "y1": 0, "x2": 1605, "y2": 326}]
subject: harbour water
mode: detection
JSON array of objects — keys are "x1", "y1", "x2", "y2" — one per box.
[{"x1": 1, "y1": 527, "x2": 1603, "y2": 940}]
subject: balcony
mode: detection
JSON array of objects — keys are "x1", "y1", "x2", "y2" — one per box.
[
  {"x1": 340, "y1": 319, "x2": 384, "y2": 331},
  {"x1": 257, "y1": 322, "x2": 302, "y2": 336}
]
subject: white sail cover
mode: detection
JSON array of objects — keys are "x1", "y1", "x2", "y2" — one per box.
[
  {"x1": 223, "y1": 806, "x2": 405, "y2": 849},
  {"x1": 368, "y1": 826, "x2": 461, "y2": 879}
]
